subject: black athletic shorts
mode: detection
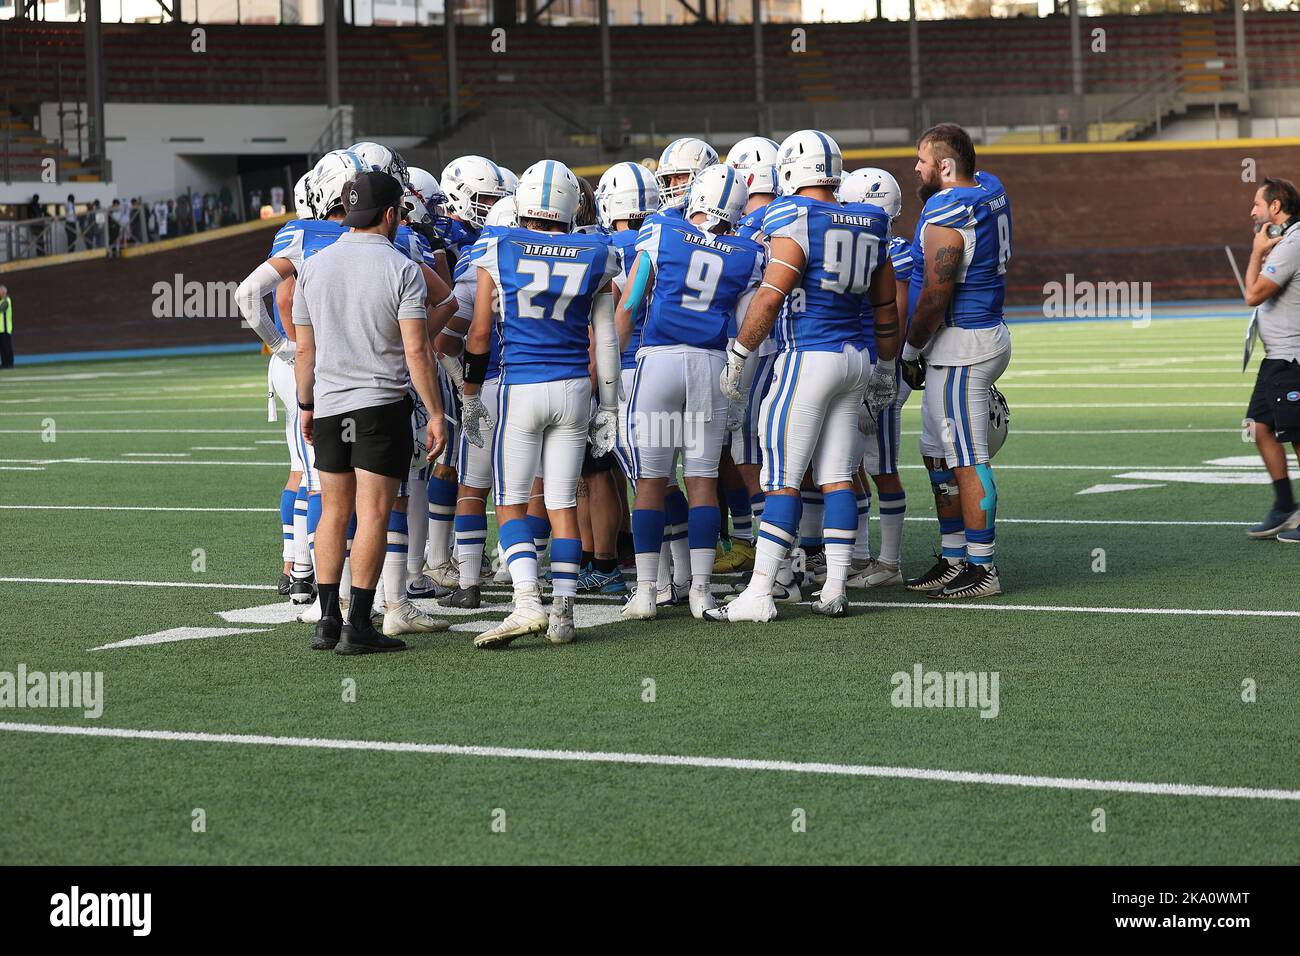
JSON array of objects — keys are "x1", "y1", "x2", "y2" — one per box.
[
  {"x1": 314, "y1": 396, "x2": 414, "y2": 480},
  {"x1": 1247, "y1": 357, "x2": 1300, "y2": 440}
]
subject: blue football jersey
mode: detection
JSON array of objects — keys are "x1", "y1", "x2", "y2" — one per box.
[
  {"x1": 735, "y1": 205, "x2": 770, "y2": 243},
  {"x1": 762, "y1": 196, "x2": 891, "y2": 352},
  {"x1": 394, "y1": 224, "x2": 437, "y2": 270},
  {"x1": 907, "y1": 171, "x2": 1011, "y2": 331},
  {"x1": 858, "y1": 234, "x2": 918, "y2": 361},
  {"x1": 438, "y1": 217, "x2": 481, "y2": 258},
  {"x1": 635, "y1": 214, "x2": 764, "y2": 352},
  {"x1": 267, "y1": 218, "x2": 346, "y2": 334},
  {"x1": 475, "y1": 228, "x2": 619, "y2": 386},
  {"x1": 609, "y1": 228, "x2": 648, "y2": 369},
  {"x1": 452, "y1": 234, "x2": 502, "y2": 382}
]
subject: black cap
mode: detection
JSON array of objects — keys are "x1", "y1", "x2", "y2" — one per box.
[{"x1": 341, "y1": 171, "x2": 404, "y2": 228}]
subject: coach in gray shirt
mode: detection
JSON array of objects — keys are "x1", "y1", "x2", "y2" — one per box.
[
  {"x1": 1244, "y1": 177, "x2": 1300, "y2": 539},
  {"x1": 294, "y1": 171, "x2": 447, "y2": 654}
]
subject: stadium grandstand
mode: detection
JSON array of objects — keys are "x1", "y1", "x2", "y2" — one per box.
[{"x1": 3, "y1": 1, "x2": 1300, "y2": 324}]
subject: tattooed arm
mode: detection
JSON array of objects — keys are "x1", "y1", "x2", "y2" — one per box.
[{"x1": 906, "y1": 224, "x2": 963, "y2": 351}]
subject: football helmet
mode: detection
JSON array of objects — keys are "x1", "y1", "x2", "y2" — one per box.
[
  {"x1": 838, "y1": 167, "x2": 902, "y2": 221},
  {"x1": 684, "y1": 164, "x2": 748, "y2": 233},
  {"x1": 596, "y1": 162, "x2": 659, "y2": 229},
  {"x1": 498, "y1": 166, "x2": 519, "y2": 195},
  {"x1": 293, "y1": 172, "x2": 315, "y2": 220},
  {"x1": 514, "y1": 160, "x2": 581, "y2": 228},
  {"x1": 655, "y1": 137, "x2": 718, "y2": 209},
  {"x1": 309, "y1": 147, "x2": 365, "y2": 218},
  {"x1": 987, "y1": 385, "x2": 1011, "y2": 457},
  {"x1": 776, "y1": 129, "x2": 843, "y2": 196},
  {"x1": 440, "y1": 155, "x2": 511, "y2": 227},
  {"x1": 724, "y1": 136, "x2": 780, "y2": 197},
  {"x1": 484, "y1": 195, "x2": 518, "y2": 229},
  {"x1": 403, "y1": 166, "x2": 445, "y2": 226},
  {"x1": 349, "y1": 141, "x2": 408, "y2": 184}
]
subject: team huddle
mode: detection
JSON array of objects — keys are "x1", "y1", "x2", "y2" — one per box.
[{"x1": 236, "y1": 121, "x2": 1014, "y2": 651}]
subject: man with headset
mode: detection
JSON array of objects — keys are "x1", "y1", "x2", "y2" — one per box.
[{"x1": 1243, "y1": 177, "x2": 1300, "y2": 539}]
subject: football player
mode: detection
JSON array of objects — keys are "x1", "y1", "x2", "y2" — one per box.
[
  {"x1": 462, "y1": 161, "x2": 620, "y2": 648},
  {"x1": 902, "y1": 124, "x2": 1012, "y2": 600},
  {"x1": 707, "y1": 130, "x2": 901, "y2": 621},
  {"x1": 618, "y1": 164, "x2": 765, "y2": 620},
  {"x1": 839, "y1": 167, "x2": 914, "y2": 588},
  {"x1": 655, "y1": 137, "x2": 719, "y2": 212}
]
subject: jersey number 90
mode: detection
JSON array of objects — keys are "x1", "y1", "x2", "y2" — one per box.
[{"x1": 819, "y1": 228, "x2": 878, "y2": 295}]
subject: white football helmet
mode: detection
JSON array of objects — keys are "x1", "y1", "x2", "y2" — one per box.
[
  {"x1": 596, "y1": 162, "x2": 659, "y2": 229},
  {"x1": 498, "y1": 166, "x2": 519, "y2": 195},
  {"x1": 310, "y1": 147, "x2": 365, "y2": 218},
  {"x1": 838, "y1": 167, "x2": 902, "y2": 221},
  {"x1": 440, "y1": 155, "x2": 511, "y2": 226},
  {"x1": 293, "y1": 172, "x2": 315, "y2": 220},
  {"x1": 724, "y1": 136, "x2": 780, "y2": 197},
  {"x1": 349, "y1": 141, "x2": 408, "y2": 184},
  {"x1": 776, "y1": 129, "x2": 843, "y2": 196},
  {"x1": 685, "y1": 164, "x2": 748, "y2": 233},
  {"x1": 655, "y1": 137, "x2": 718, "y2": 209},
  {"x1": 484, "y1": 194, "x2": 518, "y2": 229},
  {"x1": 403, "y1": 166, "x2": 444, "y2": 226},
  {"x1": 988, "y1": 385, "x2": 1011, "y2": 457},
  {"x1": 514, "y1": 160, "x2": 581, "y2": 228}
]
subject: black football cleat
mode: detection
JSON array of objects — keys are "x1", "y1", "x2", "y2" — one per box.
[
  {"x1": 438, "y1": 585, "x2": 481, "y2": 609},
  {"x1": 311, "y1": 618, "x2": 342, "y2": 651},
  {"x1": 905, "y1": 554, "x2": 963, "y2": 593},
  {"x1": 335, "y1": 621, "x2": 408, "y2": 655},
  {"x1": 277, "y1": 572, "x2": 292, "y2": 596}
]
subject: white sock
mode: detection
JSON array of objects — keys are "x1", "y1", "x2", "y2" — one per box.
[
  {"x1": 670, "y1": 536, "x2": 691, "y2": 588},
  {"x1": 406, "y1": 480, "x2": 429, "y2": 576},
  {"x1": 878, "y1": 492, "x2": 906, "y2": 567},
  {"x1": 636, "y1": 551, "x2": 661, "y2": 589},
  {"x1": 656, "y1": 539, "x2": 672, "y2": 591},
  {"x1": 689, "y1": 547, "x2": 713, "y2": 590},
  {"x1": 852, "y1": 492, "x2": 872, "y2": 562}
]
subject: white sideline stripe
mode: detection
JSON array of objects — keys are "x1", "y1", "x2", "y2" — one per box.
[
  {"x1": 1000, "y1": 383, "x2": 1248, "y2": 389},
  {"x1": 0, "y1": 409, "x2": 263, "y2": 417},
  {"x1": 900, "y1": 402, "x2": 1242, "y2": 410},
  {"x1": 0, "y1": 466, "x2": 45, "y2": 471},
  {"x1": 0, "y1": 577, "x2": 274, "y2": 591},
  {"x1": 842, "y1": 600, "x2": 1300, "y2": 618},
  {"x1": 121, "y1": 452, "x2": 190, "y2": 457},
  {"x1": 191, "y1": 446, "x2": 255, "y2": 451},
  {"x1": 0, "y1": 505, "x2": 275, "y2": 513},
  {"x1": 0, "y1": 721, "x2": 1292, "y2": 802}
]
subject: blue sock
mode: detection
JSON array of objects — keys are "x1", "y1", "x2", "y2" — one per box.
[
  {"x1": 664, "y1": 486, "x2": 688, "y2": 540},
  {"x1": 279, "y1": 489, "x2": 296, "y2": 561},
  {"x1": 454, "y1": 513, "x2": 489, "y2": 587},
  {"x1": 499, "y1": 517, "x2": 538, "y2": 588},
  {"x1": 632, "y1": 508, "x2": 667, "y2": 585},
  {"x1": 426, "y1": 475, "x2": 458, "y2": 566},
  {"x1": 527, "y1": 513, "x2": 552, "y2": 558},
  {"x1": 967, "y1": 527, "x2": 995, "y2": 566},
  {"x1": 725, "y1": 487, "x2": 753, "y2": 542},
  {"x1": 799, "y1": 489, "x2": 824, "y2": 551},
  {"x1": 688, "y1": 505, "x2": 721, "y2": 588},
  {"x1": 753, "y1": 492, "x2": 802, "y2": 586},
  {"x1": 307, "y1": 492, "x2": 323, "y2": 559},
  {"x1": 550, "y1": 537, "x2": 582, "y2": 598},
  {"x1": 821, "y1": 489, "x2": 858, "y2": 597}
]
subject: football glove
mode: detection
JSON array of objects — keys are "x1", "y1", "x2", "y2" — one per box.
[
  {"x1": 900, "y1": 346, "x2": 926, "y2": 391},
  {"x1": 460, "y1": 393, "x2": 494, "y2": 449},
  {"x1": 720, "y1": 341, "x2": 750, "y2": 403},
  {"x1": 856, "y1": 400, "x2": 878, "y2": 437},
  {"x1": 589, "y1": 407, "x2": 618, "y2": 457},
  {"x1": 272, "y1": 338, "x2": 296, "y2": 367},
  {"x1": 864, "y1": 359, "x2": 898, "y2": 419},
  {"x1": 726, "y1": 400, "x2": 744, "y2": 434}
]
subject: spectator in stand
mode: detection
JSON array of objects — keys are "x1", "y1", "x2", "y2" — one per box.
[
  {"x1": 177, "y1": 194, "x2": 193, "y2": 235},
  {"x1": 89, "y1": 200, "x2": 105, "y2": 249},
  {"x1": 107, "y1": 199, "x2": 122, "y2": 254},
  {"x1": 220, "y1": 201, "x2": 238, "y2": 227},
  {"x1": 166, "y1": 199, "x2": 177, "y2": 236},
  {"x1": 25, "y1": 194, "x2": 45, "y2": 257},
  {"x1": 129, "y1": 198, "x2": 146, "y2": 244},
  {"x1": 192, "y1": 192, "x2": 205, "y2": 233},
  {"x1": 154, "y1": 199, "x2": 170, "y2": 240},
  {"x1": 64, "y1": 194, "x2": 79, "y2": 252}
]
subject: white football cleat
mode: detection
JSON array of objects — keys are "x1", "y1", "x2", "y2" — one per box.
[
  {"x1": 846, "y1": 560, "x2": 902, "y2": 589},
  {"x1": 427, "y1": 555, "x2": 461, "y2": 590},
  {"x1": 688, "y1": 585, "x2": 717, "y2": 620},
  {"x1": 382, "y1": 598, "x2": 451, "y2": 636},
  {"x1": 705, "y1": 587, "x2": 777, "y2": 623},
  {"x1": 621, "y1": 586, "x2": 658, "y2": 620},
  {"x1": 297, "y1": 596, "x2": 347, "y2": 624},
  {"x1": 656, "y1": 581, "x2": 684, "y2": 607},
  {"x1": 373, "y1": 576, "x2": 388, "y2": 616},
  {"x1": 474, "y1": 584, "x2": 547, "y2": 649},
  {"x1": 770, "y1": 580, "x2": 802, "y2": 603},
  {"x1": 546, "y1": 596, "x2": 576, "y2": 644},
  {"x1": 493, "y1": 558, "x2": 513, "y2": 585},
  {"x1": 811, "y1": 593, "x2": 848, "y2": 617}
]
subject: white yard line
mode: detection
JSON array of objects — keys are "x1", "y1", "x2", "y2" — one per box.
[
  {"x1": 0, "y1": 721, "x2": 1292, "y2": 802},
  {"x1": 0, "y1": 577, "x2": 274, "y2": 590},
  {"x1": 0, "y1": 429, "x2": 281, "y2": 435},
  {"x1": 0, "y1": 505, "x2": 275, "y2": 513},
  {"x1": 0, "y1": 409, "x2": 263, "y2": 417}
]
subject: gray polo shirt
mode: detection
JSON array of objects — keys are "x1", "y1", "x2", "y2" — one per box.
[
  {"x1": 1258, "y1": 225, "x2": 1300, "y2": 362},
  {"x1": 292, "y1": 231, "x2": 427, "y2": 418}
]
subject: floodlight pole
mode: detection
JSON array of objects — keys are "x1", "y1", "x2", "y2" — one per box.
[
  {"x1": 324, "y1": 0, "x2": 340, "y2": 109},
  {"x1": 84, "y1": 0, "x2": 106, "y2": 176},
  {"x1": 600, "y1": 0, "x2": 611, "y2": 107}
]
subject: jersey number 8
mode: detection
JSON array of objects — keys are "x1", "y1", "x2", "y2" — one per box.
[
  {"x1": 516, "y1": 258, "x2": 590, "y2": 321},
  {"x1": 819, "y1": 228, "x2": 877, "y2": 295}
]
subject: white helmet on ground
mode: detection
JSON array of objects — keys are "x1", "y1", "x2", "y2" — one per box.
[
  {"x1": 838, "y1": 167, "x2": 902, "y2": 221},
  {"x1": 724, "y1": 136, "x2": 780, "y2": 197},
  {"x1": 655, "y1": 137, "x2": 718, "y2": 209},
  {"x1": 596, "y1": 161, "x2": 660, "y2": 229},
  {"x1": 293, "y1": 172, "x2": 315, "y2": 219},
  {"x1": 349, "y1": 141, "x2": 408, "y2": 184},
  {"x1": 685, "y1": 164, "x2": 748, "y2": 233},
  {"x1": 484, "y1": 194, "x2": 518, "y2": 229},
  {"x1": 776, "y1": 129, "x2": 843, "y2": 196},
  {"x1": 403, "y1": 166, "x2": 444, "y2": 226},
  {"x1": 515, "y1": 160, "x2": 581, "y2": 229},
  {"x1": 440, "y1": 155, "x2": 511, "y2": 226},
  {"x1": 987, "y1": 385, "x2": 1011, "y2": 457},
  {"x1": 310, "y1": 147, "x2": 366, "y2": 218}
]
